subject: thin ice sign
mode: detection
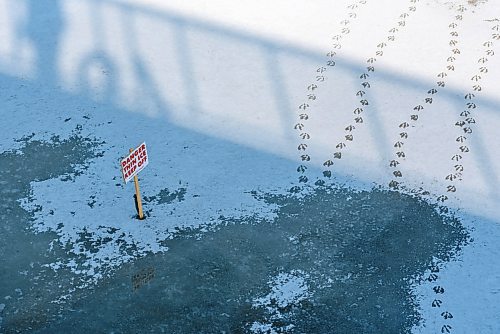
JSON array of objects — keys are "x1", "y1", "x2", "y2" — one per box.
[{"x1": 121, "y1": 142, "x2": 149, "y2": 183}]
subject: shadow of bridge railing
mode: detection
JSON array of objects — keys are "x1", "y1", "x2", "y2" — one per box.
[{"x1": 1, "y1": 0, "x2": 500, "y2": 219}]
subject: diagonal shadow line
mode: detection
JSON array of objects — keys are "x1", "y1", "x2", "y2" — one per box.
[
  {"x1": 5, "y1": 0, "x2": 500, "y2": 202},
  {"x1": 92, "y1": 0, "x2": 500, "y2": 114},
  {"x1": 121, "y1": 7, "x2": 174, "y2": 115},
  {"x1": 263, "y1": 47, "x2": 297, "y2": 147}
]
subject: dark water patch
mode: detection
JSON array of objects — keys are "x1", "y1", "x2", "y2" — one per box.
[
  {"x1": 36, "y1": 185, "x2": 469, "y2": 334},
  {"x1": 144, "y1": 186, "x2": 187, "y2": 205},
  {"x1": 0, "y1": 132, "x2": 102, "y2": 332}
]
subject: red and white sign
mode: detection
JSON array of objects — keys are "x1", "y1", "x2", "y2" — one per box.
[{"x1": 121, "y1": 142, "x2": 149, "y2": 183}]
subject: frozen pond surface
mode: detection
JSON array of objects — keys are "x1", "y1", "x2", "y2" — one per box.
[
  {"x1": 0, "y1": 134, "x2": 103, "y2": 332},
  {"x1": 2, "y1": 0, "x2": 500, "y2": 332},
  {"x1": 0, "y1": 137, "x2": 469, "y2": 333}
]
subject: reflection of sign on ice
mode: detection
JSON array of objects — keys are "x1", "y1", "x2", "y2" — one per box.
[{"x1": 121, "y1": 142, "x2": 148, "y2": 183}]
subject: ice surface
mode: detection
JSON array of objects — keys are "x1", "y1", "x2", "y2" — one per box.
[
  {"x1": 14, "y1": 185, "x2": 468, "y2": 333},
  {"x1": 1, "y1": 0, "x2": 500, "y2": 332}
]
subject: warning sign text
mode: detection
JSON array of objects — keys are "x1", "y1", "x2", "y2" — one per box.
[{"x1": 121, "y1": 142, "x2": 149, "y2": 183}]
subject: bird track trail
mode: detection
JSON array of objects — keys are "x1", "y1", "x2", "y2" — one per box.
[
  {"x1": 293, "y1": 0, "x2": 420, "y2": 188},
  {"x1": 433, "y1": 20, "x2": 498, "y2": 334},
  {"x1": 292, "y1": 0, "x2": 369, "y2": 190},
  {"x1": 292, "y1": 1, "x2": 497, "y2": 333},
  {"x1": 384, "y1": 4, "x2": 498, "y2": 332},
  {"x1": 388, "y1": 4, "x2": 468, "y2": 194}
]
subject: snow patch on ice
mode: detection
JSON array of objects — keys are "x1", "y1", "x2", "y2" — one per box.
[{"x1": 251, "y1": 270, "x2": 310, "y2": 333}]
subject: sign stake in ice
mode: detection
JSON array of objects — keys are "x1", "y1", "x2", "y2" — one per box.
[{"x1": 121, "y1": 142, "x2": 149, "y2": 220}]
